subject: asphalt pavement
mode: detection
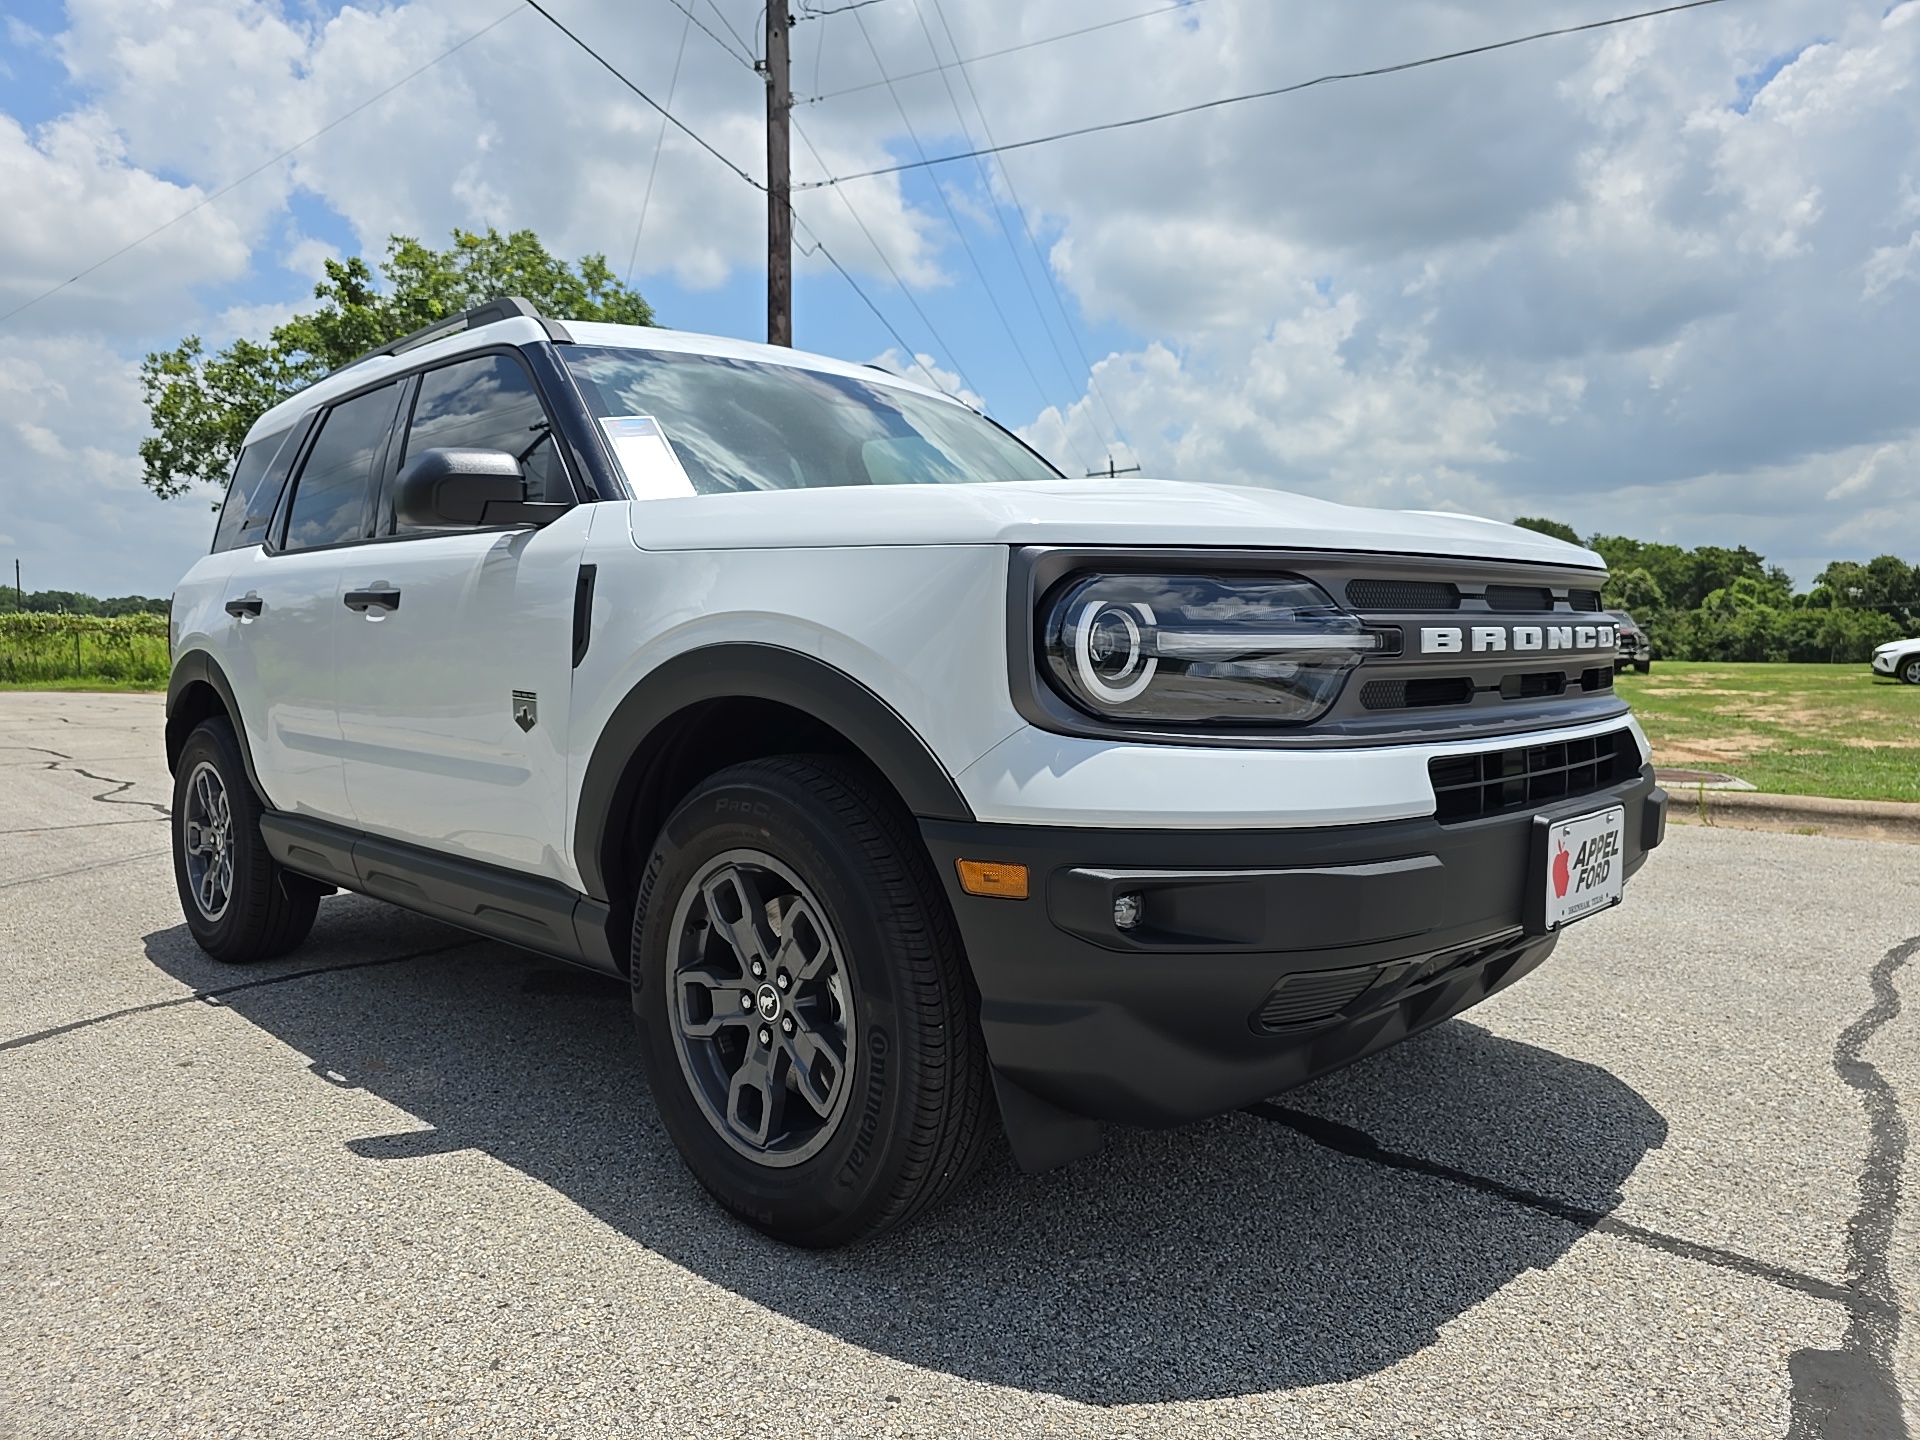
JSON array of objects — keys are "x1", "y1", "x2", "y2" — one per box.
[{"x1": 1, "y1": 690, "x2": 1915, "y2": 1438}]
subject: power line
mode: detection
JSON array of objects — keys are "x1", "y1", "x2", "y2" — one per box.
[
  {"x1": 524, "y1": 0, "x2": 763, "y2": 190},
  {"x1": 518, "y1": 3, "x2": 972, "y2": 399},
  {"x1": 848, "y1": 2, "x2": 1057, "y2": 422},
  {"x1": 790, "y1": 117, "x2": 983, "y2": 399},
  {"x1": 803, "y1": 0, "x2": 1212, "y2": 105},
  {"x1": 798, "y1": 0, "x2": 1736, "y2": 190},
  {"x1": 0, "y1": 2, "x2": 530, "y2": 329},
  {"x1": 625, "y1": 5, "x2": 695, "y2": 284},
  {"x1": 922, "y1": 0, "x2": 1130, "y2": 449},
  {"x1": 794, "y1": 219, "x2": 959, "y2": 399},
  {"x1": 906, "y1": 0, "x2": 1095, "y2": 468},
  {"x1": 660, "y1": 0, "x2": 754, "y2": 69}
]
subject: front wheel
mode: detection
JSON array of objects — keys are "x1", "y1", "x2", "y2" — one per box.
[
  {"x1": 631, "y1": 757, "x2": 991, "y2": 1247},
  {"x1": 1634, "y1": 658, "x2": 1651, "y2": 674},
  {"x1": 1901, "y1": 656, "x2": 1920, "y2": 686},
  {"x1": 171, "y1": 717, "x2": 320, "y2": 963}
]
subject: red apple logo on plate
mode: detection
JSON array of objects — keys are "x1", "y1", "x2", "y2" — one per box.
[{"x1": 1551, "y1": 837, "x2": 1571, "y2": 898}]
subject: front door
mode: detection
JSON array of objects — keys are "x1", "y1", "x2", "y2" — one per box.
[{"x1": 332, "y1": 351, "x2": 592, "y2": 883}]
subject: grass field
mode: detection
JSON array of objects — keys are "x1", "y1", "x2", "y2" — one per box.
[
  {"x1": 1616, "y1": 661, "x2": 1920, "y2": 803},
  {"x1": 0, "y1": 615, "x2": 169, "y2": 690}
]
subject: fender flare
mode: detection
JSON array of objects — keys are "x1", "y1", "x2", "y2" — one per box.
[
  {"x1": 573, "y1": 643, "x2": 974, "y2": 900},
  {"x1": 166, "y1": 649, "x2": 267, "y2": 801}
]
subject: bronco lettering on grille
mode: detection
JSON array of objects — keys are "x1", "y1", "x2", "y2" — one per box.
[{"x1": 1421, "y1": 624, "x2": 1615, "y2": 656}]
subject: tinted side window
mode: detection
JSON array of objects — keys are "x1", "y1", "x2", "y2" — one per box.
[
  {"x1": 212, "y1": 414, "x2": 315, "y2": 554},
  {"x1": 211, "y1": 431, "x2": 286, "y2": 553},
  {"x1": 282, "y1": 385, "x2": 400, "y2": 551},
  {"x1": 392, "y1": 354, "x2": 570, "y2": 532}
]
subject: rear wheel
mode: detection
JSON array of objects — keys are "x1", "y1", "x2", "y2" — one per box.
[
  {"x1": 631, "y1": 756, "x2": 990, "y2": 1247},
  {"x1": 172, "y1": 717, "x2": 320, "y2": 963}
]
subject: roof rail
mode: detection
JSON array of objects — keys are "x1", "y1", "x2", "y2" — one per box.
[{"x1": 331, "y1": 296, "x2": 574, "y2": 376}]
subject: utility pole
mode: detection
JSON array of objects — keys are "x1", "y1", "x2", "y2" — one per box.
[
  {"x1": 1087, "y1": 456, "x2": 1142, "y2": 479},
  {"x1": 13, "y1": 559, "x2": 20, "y2": 611},
  {"x1": 762, "y1": 5, "x2": 793, "y2": 347}
]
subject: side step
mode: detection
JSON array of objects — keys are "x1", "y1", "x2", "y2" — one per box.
[{"x1": 259, "y1": 812, "x2": 618, "y2": 974}]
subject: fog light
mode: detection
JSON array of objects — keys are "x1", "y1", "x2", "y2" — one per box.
[{"x1": 1113, "y1": 892, "x2": 1144, "y2": 930}]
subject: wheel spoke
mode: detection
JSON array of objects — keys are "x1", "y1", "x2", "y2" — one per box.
[
  {"x1": 774, "y1": 897, "x2": 834, "y2": 983},
  {"x1": 676, "y1": 967, "x2": 756, "y2": 1039},
  {"x1": 701, "y1": 865, "x2": 779, "y2": 974},
  {"x1": 781, "y1": 1016, "x2": 846, "y2": 1116},
  {"x1": 725, "y1": 1038, "x2": 786, "y2": 1149}
]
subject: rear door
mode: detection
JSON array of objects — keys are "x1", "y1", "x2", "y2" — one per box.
[
  {"x1": 222, "y1": 383, "x2": 401, "y2": 821},
  {"x1": 333, "y1": 351, "x2": 590, "y2": 882}
]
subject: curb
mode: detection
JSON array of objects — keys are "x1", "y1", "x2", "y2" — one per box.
[{"x1": 1666, "y1": 786, "x2": 1920, "y2": 845}]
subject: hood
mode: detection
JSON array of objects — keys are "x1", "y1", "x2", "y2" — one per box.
[{"x1": 625, "y1": 477, "x2": 1606, "y2": 570}]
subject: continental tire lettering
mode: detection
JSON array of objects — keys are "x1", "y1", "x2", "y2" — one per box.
[{"x1": 836, "y1": 1027, "x2": 890, "y2": 1188}]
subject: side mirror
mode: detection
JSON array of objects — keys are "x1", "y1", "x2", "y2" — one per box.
[{"x1": 393, "y1": 448, "x2": 569, "y2": 528}]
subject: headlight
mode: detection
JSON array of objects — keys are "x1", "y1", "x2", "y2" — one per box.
[{"x1": 1041, "y1": 573, "x2": 1376, "y2": 724}]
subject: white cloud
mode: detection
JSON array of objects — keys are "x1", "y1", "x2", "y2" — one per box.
[{"x1": 4, "y1": 0, "x2": 1920, "y2": 596}]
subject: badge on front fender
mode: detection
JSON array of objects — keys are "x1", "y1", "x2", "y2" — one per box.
[{"x1": 1527, "y1": 805, "x2": 1626, "y2": 933}]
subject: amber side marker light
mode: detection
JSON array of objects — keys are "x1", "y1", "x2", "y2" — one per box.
[{"x1": 956, "y1": 860, "x2": 1029, "y2": 900}]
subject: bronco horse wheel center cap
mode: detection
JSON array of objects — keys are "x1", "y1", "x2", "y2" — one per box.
[{"x1": 756, "y1": 984, "x2": 781, "y2": 1020}]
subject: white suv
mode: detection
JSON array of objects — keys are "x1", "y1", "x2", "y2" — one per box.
[{"x1": 167, "y1": 298, "x2": 1667, "y2": 1245}]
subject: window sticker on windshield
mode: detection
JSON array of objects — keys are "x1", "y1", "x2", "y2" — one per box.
[{"x1": 599, "y1": 416, "x2": 696, "y2": 500}]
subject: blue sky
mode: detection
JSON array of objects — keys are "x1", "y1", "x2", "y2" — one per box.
[{"x1": 2, "y1": 0, "x2": 1917, "y2": 596}]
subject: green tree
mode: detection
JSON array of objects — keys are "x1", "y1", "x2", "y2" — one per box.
[
  {"x1": 1512, "y1": 516, "x2": 1580, "y2": 544},
  {"x1": 140, "y1": 228, "x2": 653, "y2": 499},
  {"x1": 1601, "y1": 566, "x2": 1664, "y2": 616}
]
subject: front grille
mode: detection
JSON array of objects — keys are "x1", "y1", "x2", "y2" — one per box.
[
  {"x1": 1429, "y1": 729, "x2": 1636, "y2": 822},
  {"x1": 1361, "y1": 676, "x2": 1475, "y2": 710},
  {"x1": 1499, "y1": 671, "x2": 1566, "y2": 700},
  {"x1": 1569, "y1": 589, "x2": 1603, "y2": 612},
  {"x1": 1484, "y1": 585, "x2": 1552, "y2": 611},
  {"x1": 1346, "y1": 579, "x2": 1459, "y2": 611},
  {"x1": 1256, "y1": 965, "x2": 1381, "y2": 1029}
]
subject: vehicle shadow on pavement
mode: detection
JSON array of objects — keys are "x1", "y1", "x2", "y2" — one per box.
[{"x1": 145, "y1": 895, "x2": 1669, "y2": 1406}]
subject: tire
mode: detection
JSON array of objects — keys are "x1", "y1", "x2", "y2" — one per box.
[
  {"x1": 1901, "y1": 656, "x2": 1920, "y2": 686},
  {"x1": 1635, "y1": 659, "x2": 1651, "y2": 674},
  {"x1": 631, "y1": 756, "x2": 991, "y2": 1247},
  {"x1": 171, "y1": 717, "x2": 320, "y2": 963}
]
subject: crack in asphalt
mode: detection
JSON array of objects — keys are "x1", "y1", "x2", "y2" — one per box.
[
  {"x1": 40, "y1": 760, "x2": 172, "y2": 816},
  {"x1": 0, "y1": 939, "x2": 481, "y2": 1055},
  {"x1": 1244, "y1": 1101, "x2": 1903, "y2": 1324},
  {"x1": 1786, "y1": 933, "x2": 1916, "y2": 1440}
]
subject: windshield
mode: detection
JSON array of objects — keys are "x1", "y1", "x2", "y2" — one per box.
[{"x1": 562, "y1": 347, "x2": 1060, "y2": 497}]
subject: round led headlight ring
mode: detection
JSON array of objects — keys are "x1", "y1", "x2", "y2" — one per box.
[{"x1": 1072, "y1": 598, "x2": 1157, "y2": 703}]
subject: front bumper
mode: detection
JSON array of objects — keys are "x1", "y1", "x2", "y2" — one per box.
[
  {"x1": 922, "y1": 765, "x2": 1664, "y2": 1128},
  {"x1": 1872, "y1": 652, "x2": 1897, "y2": 675}
]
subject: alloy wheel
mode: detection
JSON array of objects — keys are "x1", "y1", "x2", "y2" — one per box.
[
  {"x1": 666, "y1": 850, "x2": 858, "y2": 1167},
  {"x1": 181, "y1": 759, "x2": 236, "y2": 922}
]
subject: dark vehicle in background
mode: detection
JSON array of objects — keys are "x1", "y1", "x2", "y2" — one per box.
[{"x1": 1611, "y1": 611, "x2": 1650, "y2": 673}]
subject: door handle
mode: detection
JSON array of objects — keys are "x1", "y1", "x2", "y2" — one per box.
[
  {"x1": 224, "y1": 596, "x2": 263, "y2": 619},
  {"x1": 343, "y1": 588, "x2": 402, "y2": 614}
]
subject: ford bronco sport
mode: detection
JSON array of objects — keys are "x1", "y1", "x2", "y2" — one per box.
[{"x1": 166, "y1": 297, "x2": 1668, "y2": 1246}]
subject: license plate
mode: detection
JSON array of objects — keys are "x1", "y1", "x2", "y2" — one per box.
[{"x1": 1543, "y1": 806, "x2": 1626, "y2": 930}]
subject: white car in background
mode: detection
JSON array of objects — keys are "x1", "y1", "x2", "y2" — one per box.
[{"x1": 1870, "y1": 638, "x2": 1920, "y2": 684}]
